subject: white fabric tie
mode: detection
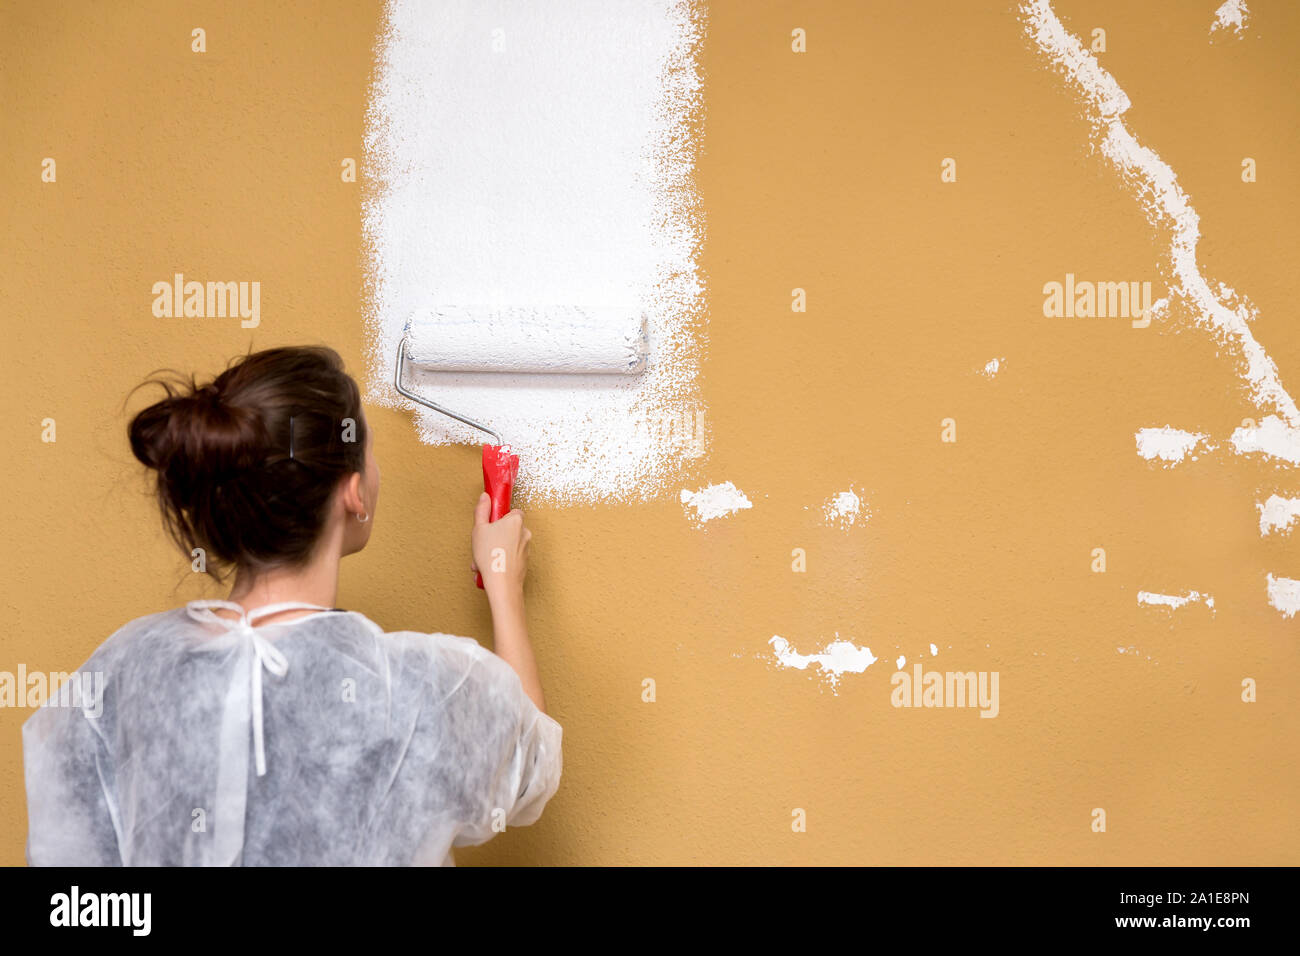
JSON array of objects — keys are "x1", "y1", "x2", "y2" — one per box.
[
  {"x1": 185, "y1": 599, "x2": 330, "y2": 865},
  {"x1": 186, "y1": 600, "x2": 329, "y2": 775},
  {"x1": 245, "y1": 622, "x2": 288, "y2": 776}
]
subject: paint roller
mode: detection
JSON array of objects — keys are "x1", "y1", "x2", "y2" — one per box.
[{"x1": 394, "y1": 305, "x2": 648, "y2": 588}]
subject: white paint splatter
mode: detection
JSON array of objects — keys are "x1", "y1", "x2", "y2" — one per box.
[
  {"x1": 1138, "y1": 589, "x2": 1215, "y2": 612},
  {"x1": 768, "y1": 635, "x2": 877, "y2": 692},
  {"x1": 895, "y1": 655, "x2": 906, "y2": 669},
  {"x1": 1135, "y1": 426, "x2": 1212, "y2": 465},
  {"x1": 680, "y1": 481, "x2": 752, "y2": 524},
  {"x1": 1266, "y1": 573, "x2": 1300, "y2": 618},
  {"x1": 1258, "y1": 495, "x2": 1300, "y2": 537},
  {"x1": 1231, "y1": 416, "x2": 1300, "y2": 465},
  {"x1": 363, "y1": 0, "x2": 706, "y2": 503},
  {"x1": 821, "y1": 487, "x2": 868, "y2": 529},
  {"x1": 929, "y1": 643, "x2": 938, "y2": 656},
  {"x1": 1021, "y1": 1, "x2": 1300, "y2": 456},
  {"x1": 979, "y1": 357, "x2": 1005, "y2": 378},
  {"x1": 1210, "y1": 0, "x2": 1249, "y2": 36},
  {"x1": 1146, "y1": 297, "x2": 1169, "y2": 325}
]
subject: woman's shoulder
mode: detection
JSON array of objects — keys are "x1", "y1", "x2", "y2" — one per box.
[
  {"x1": 362, "y1": 616, "x2": 494, "y2": 664},
  {"x1": 347, "y1": 614, "x2": 510, "y2": 685},
  {"x1": 85, "y1": 606, "x2": 193, "y2": 660}
]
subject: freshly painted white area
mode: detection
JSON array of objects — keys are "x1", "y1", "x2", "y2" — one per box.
[
  {"x1": 1135, "y1": 427, "x2": 1211, "y2": 465},
  {"x1": 821, "y1": 488, "x2": 867, "y2": 529},
  {"x1": 405, "y1": 306, "x2": 649, "y2": 374},
  {"x1": 768, "y1": 635, "x2": 878, "y2": 692},
  {"x1": 1137, "y1": 589, "x2": 1215, "y2": 612},
  {"x1": 1266, "y1": 573, "x2": 1300, "y2": 618},
  {"x1": 1211, "y1": 0, "x2": 1249, "y2": 35},
  {"x1": 364, "y1": 0, "x2": 706, "y2": 502},
  {"x1": 680, "y1": 481, "x2": 752, "y2": 524},
  {"x1": 1021, "y1": 1, "x2": 1300, "y2": 463},
  {"x1": 1258, "y1": 495, "x2": 1300, "y2": 537}
]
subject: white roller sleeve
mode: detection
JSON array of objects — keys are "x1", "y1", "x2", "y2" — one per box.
[{"x1": 404, "y1": 306, "x2": 649, "y2": 374}]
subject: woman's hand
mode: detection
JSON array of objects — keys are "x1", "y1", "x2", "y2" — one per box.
[{"x1": 470, "y1": 492, "x2": 531, "y2": 599}]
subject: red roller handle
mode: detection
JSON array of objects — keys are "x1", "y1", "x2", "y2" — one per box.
[{"x1": 476, "y1": 444, "x2": 520, "y2": 589}]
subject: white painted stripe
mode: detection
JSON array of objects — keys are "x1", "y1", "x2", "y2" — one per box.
[
  {"x1": 1021, "y1": 1, "x2": 1300, "y2": 465},
  {"x1": 364, "y1": 0, "x2": 706, "y2": 500}
]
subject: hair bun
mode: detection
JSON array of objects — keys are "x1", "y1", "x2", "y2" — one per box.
[
  {"x1": 186, "y1": 383, "x2": 232, "y2": 428},
  {"x1": 127, "y1": 346, "x2": 366, "y2": 580},
  {"x1": 128, "y1": 375, "x2": 253, "y2": 478},
  {"x1": 128, "y1": 388, "x2": 186, "y2": 472}
]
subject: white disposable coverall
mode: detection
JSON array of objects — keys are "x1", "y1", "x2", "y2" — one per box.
[{"x1": 21, "y1": 600, "x2": 563, "y2": 866}]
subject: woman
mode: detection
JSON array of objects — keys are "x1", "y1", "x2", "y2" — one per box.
[{"x1": 22, "y1": 345, "x2": 561, "y2": 866}]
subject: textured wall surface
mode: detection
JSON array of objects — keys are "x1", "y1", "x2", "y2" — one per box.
[{"x1": 2, "y1": 0, "x2": 1297, "y2": 865}]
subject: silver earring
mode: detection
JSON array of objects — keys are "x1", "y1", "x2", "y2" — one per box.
[{"x1": 356, "y1": 512, "x2": 369, "y2": 523}]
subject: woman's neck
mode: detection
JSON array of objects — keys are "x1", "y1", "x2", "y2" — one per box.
[{"x1": 225, "y1": 552, "x2": 341, "y2": 619}]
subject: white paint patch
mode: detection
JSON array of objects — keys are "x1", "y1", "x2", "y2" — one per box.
[
  {"x1": 929, "y1": 643, "x2": 938, "y2": 656},
  {"x1": 363, "y1": 0, "x2": 706, "y2": 503},
  {"x1": 680, "y1": 481, "x2": 752, "y2": 524},
  {"x1": 1021, "y1": 1, "x2": 1300, "y2": 452},
  {"x1": 1211, "y1": 0, "x2": 1249, "y2": 36},
  {"x1": 895, "y1": 655, "x2": 906, "y2": 669},
  {"x1": 1258, "y1": 495, "x2": 1300, "y2": 537},
  {"x1": 1231, "y1": 416, "x2": 1300, "y2": 465},
  {"x1": 1135, "y1": 426, "x2": 1212, "y2": 465},
  {"x1": 821, "y1": 487, "x2": 867, "y2": 529},
  {"x1": 768, "y1": 635, "x2": 877, "y2": 692},
  {"x1": 1138, "y1": 589, "x2": 1215, "y2": 612},
  {"x1": 979, "y1": 357, "x2": 1004, "y2": 378},
  {"x1": 1266, "y1": 573, "x2": 1300, "y2": 618}
]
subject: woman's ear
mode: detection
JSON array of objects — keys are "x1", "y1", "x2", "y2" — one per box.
[{"x1": 340, "y1": 471, "x2": 366, "y2": 517}]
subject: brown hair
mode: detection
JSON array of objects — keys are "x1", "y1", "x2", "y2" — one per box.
[{"x1": 128, "y1": 346, "x2": 367, "y2": 579}]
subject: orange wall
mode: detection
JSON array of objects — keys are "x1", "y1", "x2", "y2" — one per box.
[{"x1": 2, "y1": 0, "x2": 1297, "y2": 865}]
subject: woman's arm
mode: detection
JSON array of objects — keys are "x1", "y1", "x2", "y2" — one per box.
[
  {"x1": 484, "y1": 586, "x2": 545, "y2": 714},
  {"x1": 470, "y1": 493, "x2": 546, "y2": 713}
]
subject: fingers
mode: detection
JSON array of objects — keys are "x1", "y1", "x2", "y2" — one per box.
[{"x1": 473, "y1": 491, "x2": 491, "y2": 527}]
